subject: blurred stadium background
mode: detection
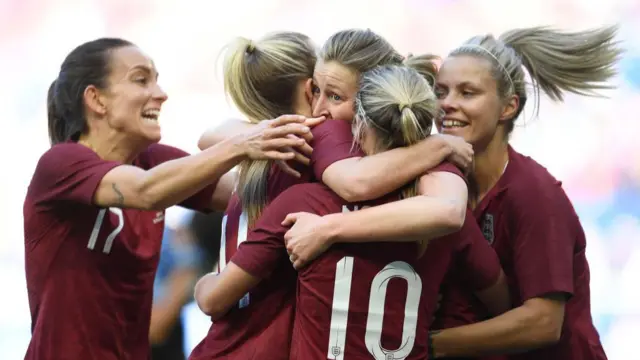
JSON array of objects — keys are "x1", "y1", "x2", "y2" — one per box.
[{"x1": 1, "y1": 0, "x2": 638, "y2": 358}]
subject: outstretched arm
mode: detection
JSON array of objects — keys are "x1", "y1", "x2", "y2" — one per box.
[
  {"x1": 321, "y1": 134, "x2": 471, "y2": 202},
  {"x1": 283, "y1": 169, "x2": 468, "y2": 269},
  {"x1": 92, "y1": 116, "x2": 309, "y2": 210}
]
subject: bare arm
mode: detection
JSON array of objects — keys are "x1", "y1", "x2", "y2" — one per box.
[
  {"x1": 475, "y1": 270, "x2": 511, "y2": 316},
  {"x1": 324, "y1": 171, "x2": 467, "y2": 243},
  {"x1": 149, "y1": 267, "x2": 198, "y2": 344},
  {"x1": 322, "y1": 135, "x2": 469, "y2": 202},
  {"x1": 431, "y1": 295, "x2": 566, "y2": 358},
  {"x1": 194, "y1": 263, "x2": 261, "y2": 320},
  {"x1": 282, "y1": 171, "x2": 468, "y2": 269},
  {"x1": 210, "y1": 171, "x2": 238, "y2": 211},
  {"x1": 94, "y1": 116, "x2": 309, "y2": 210}
]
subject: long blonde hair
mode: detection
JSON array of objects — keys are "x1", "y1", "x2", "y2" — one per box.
[
  {"x1": 449, "y1": 26, "x2": 622, "y2": 134},
  {"x1": 353, "y1": 65, "x2": 440, "y2": 200},
  {"x1": 222, "y1": 31, "x2": 316, "y2": 225}
]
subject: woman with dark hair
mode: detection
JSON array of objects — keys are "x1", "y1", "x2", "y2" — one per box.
[{"x1": 24, "y1": 37, "x2": 312, "y2": 360}]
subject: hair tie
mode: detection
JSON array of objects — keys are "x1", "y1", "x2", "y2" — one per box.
[
  {"x1": 398, "y1": 103, "x2": 409, "y2": 112},
  {"x1": 246, "y1": 40, "x2": 256, "y2": 54}
]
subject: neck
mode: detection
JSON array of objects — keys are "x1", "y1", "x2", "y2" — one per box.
[
  {"x1": 78, "y1": 128, "x2": 147, "y2": 164},
  {"x1": 472, "y1": 135, "x2": 509, "y2": 204}
]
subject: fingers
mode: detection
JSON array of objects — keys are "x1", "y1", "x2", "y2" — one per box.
[
  {"x1": 263, "y1": 123, "x2": 311, "y2": 140},
  {"x1": 261, "y1": 137, "x2": 306, "y2": 151},
  {"x1": 260, "y1": 150, "x2": 296, "y2": 161},
  {"x1": 290, "y1": 136, "x2": 313, "y2": 157},
  {"x1": 303, "y1": 116, "x2": 326, "y2": 128},
  {"x1": 276, "y1": 160, "x2": 301, "y2": 178},
  {"x1": 269, "y1": 115, "x2": 307, "y2": 128},
  {"x1": 293, "y1": 259, "x2": 306, "y2": 271},
  {"x1": 282, "y1": 213, "x2": 301, "y2": 227}
]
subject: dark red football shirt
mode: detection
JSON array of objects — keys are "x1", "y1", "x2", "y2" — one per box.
[
  {"x1": 190, "y1": 120, "x2": 362, "y2": 359},
  {"x1": 433, "y1": 145, "x2": 606, "y2": 360},
  {"x1": 23, "y1": 142, "x2": 214, "y2": 360},
  {"x1": 310, "y1": 119, "x2": 364, "y2": 178},
  {"x1": 291, "y1": 171, "x2": 501, "y2": 360}
]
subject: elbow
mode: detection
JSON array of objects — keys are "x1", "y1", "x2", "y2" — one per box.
[
  {"x1": 535, "y1": 316, "x2": 563, "y2": 346},
  {"x1": 442, "y1": 201, "x2": 466, "y2": 232},
  {"x1": 194, "y1": 276, "x2": 227, "y2": 320},
  {"x1": 136, "y1": 191, "x2": 164, "y2": 211},
  {"x1": 198, "y1": 130, "x2": 221, "y2": 151},
  {"x1": 197, "y1": 134, "x2": 210, "y2": 151},
  {"x1": 338, "y1": 176, "x2": 375, "y2": 202},
  {"x1": 521, "y1": 305, "x2": 564, "y2": 348}
]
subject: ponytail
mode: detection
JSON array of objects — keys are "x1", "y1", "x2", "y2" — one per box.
[{"x1": 221, "y1": 32, "x2": 317, "y2": 226}]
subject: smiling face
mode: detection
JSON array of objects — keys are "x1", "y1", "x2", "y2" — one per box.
[
  {"x1": 435, "y1": 55, "x2": 507, "y2": 150},
  {"x1": 311, "y1": 60, "x2": 359, "y2": 121},
  {"x1": 97, "y1": 46, "x2": 168, "y2": 144}
]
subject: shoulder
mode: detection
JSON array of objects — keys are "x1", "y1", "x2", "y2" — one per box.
[
  {"x1": 429, "y1": 160, "x2": 464, "y2": 178},
  {"x1": 504, "y1": 149, "x2": 578, "y2": 227},
  {"x1": 39, "y1": 142, "x2": 96, "y2": 163},
  {"x1": 311, "y1": 119, "x2": 352, "y2": 139},
  {"x1": 35, "y1": 143, "x2": 104, "y2": 176},
  {"x1": 271, "y1": 183, "x2": 345, "y2": 215}
]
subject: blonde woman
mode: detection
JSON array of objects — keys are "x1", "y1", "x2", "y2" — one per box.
[
  {"x1": 193, "y1": 29, "x2": 473, "y2": 359},
  {"x1": 204, "y1": 64, "x2": 509, "y2": 359}
]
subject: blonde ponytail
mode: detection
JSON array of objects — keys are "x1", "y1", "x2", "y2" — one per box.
[
  {"x1": 354, "y1": 65, "x2": 439, "y2": 200},
  {"x1": 221, "y1": 32, "x2": 316, "y2": 225},
  {"x1": 449, "y1": 25, "x2": 622, "y2": 133}
]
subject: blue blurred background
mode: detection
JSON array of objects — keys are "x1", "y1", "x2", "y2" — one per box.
[{"x1": 1, "y1": 0, "x2": 638, "y2": 358}]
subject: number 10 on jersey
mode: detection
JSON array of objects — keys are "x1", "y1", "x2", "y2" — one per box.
[{"x1": 328, "y1": 257, "x2": 422, "y2": 360}]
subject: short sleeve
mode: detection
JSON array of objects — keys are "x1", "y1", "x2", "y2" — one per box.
[
  {"x1": 510, "y1": 183, "x2": 575, "y2": 301},
  {"x1": 454, "y1": 212, "x2": 502, "y2": 291},
  {"x1": 428, "y1": 161, "x2": 465, "y2": 182},
  {"x1": 311, "y1": 120, "x2": 364, "y2": 180},
  {"x1": 141, "y1": 144, "x2": 216, "y2": 212},
  {"x1": 231, "y1": 184, "x2": 335, "y2": 278},
  {"x1": 30, "y1": 143, "x2": 121, "y2": 208}
]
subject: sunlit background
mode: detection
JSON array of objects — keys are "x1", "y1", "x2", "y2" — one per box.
[{"x1": 1, "y1": 0, "x2": 639, "y2": 358}]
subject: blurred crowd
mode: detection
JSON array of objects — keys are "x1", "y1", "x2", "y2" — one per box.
[{"x1": 1, "y1": 0, "x2": 638, "y2": 358}]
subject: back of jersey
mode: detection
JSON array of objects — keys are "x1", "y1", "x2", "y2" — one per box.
[{"x1": 293, "y1": 205, "x2": 429, "y2": 360}]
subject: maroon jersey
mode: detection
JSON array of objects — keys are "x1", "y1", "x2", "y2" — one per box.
[
  {"x1": 190, "y1": 120, "x2": 362, "y2": 359},
  {"x1": 434, "y1": 146, "x2": 606, "y2": 360},
  {"x1": 311, "y1": 119, "x2": 365, "y2": 179},
  {"x1": 23, "y1": 142, "x2": 214, "y2": 360},
  {"x1": 291, "y1": 187, "x2": 500, "y2": 359}
]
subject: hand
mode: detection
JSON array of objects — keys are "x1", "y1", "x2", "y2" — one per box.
[
  {"x1": 273, "y1": 116, "x2": 325, "y2": 177},
  {"x1": 238, "y1": 115, "x2": 312, "y2": 161},
  {"x1": 438, "y1": 134, "x2": 474, "y2": 173},
  {"x1": 281, "y1": 212, "x2": 333, "y2": 270}
]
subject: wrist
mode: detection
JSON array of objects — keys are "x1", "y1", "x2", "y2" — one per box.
[
  {"x1": 223, "y1": 133, "x2": 250, "y2": 161},
  {"x1": 320, "y1": 213, "x2": 341, "y2": 246}
]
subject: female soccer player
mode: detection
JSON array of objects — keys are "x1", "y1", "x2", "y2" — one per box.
[
  {"x1": 24, "y1": 37, "x2": 312, "y2": 360},
  {"x1": 199, "y1": 64, "x2": 509, "y2": 359},
  {"x1": 426, "y1": 26, "x2": 621, "y2": 360},
  {"x1": 191, "y1": 29, "x2": 473, "y2": 360},
  {"x1": 286, "y1": 26, "x2": 621, "y2": 360}
]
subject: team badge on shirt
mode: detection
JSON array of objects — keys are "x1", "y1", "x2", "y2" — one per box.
[{"x1": 482, "y1": 214, "x2": 495, "y2": 244}]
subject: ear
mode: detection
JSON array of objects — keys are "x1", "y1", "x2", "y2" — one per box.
[
  {"x1": 83, "y1": 85, "x2": 107, "y2": 116},
  {"x1": 304, "y1": 78, "x2": 313, "y2": 107},
  {"x1": 499, "y1": 94, "x2": 519, "y2": 122}
]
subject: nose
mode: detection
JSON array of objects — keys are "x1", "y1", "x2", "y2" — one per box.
[
  {"x1": 312, "y1": 95, "x2": 330, "y2": 118},
  {"x1": 153, "y1": 83, "x2": 169, "y2": 104},
  {"x1": 439, "y1": 93, "x2": 457, "y2": 114}
]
